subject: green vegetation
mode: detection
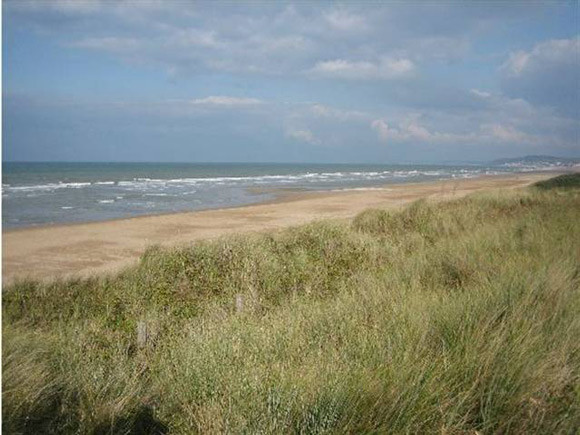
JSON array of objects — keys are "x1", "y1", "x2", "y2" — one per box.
[
  {"x1": 534, "y1": 172, "x2": 580, "y2": 190},
  {"x1": 3, "y1": 179, "x2": 580, "y2": 434}
]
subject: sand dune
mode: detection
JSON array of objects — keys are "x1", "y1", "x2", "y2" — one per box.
[{"x1": 2, "y1": 173, "x2": 554, "y2": 284}]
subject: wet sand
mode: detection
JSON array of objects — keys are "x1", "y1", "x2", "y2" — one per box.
[{"x1": 2, "y1": 173, "x2": 555, "y2": 284}]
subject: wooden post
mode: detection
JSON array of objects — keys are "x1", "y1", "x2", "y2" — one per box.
[
  {"x1": 137, "y1": 320, "x2": 149, "y2": 349},
  {"x1": 235, "y1": 294, "x2": 244, "y2": 313},
  {"x1": 137, "y1": 319, "x2": 158, "y2": 349}
]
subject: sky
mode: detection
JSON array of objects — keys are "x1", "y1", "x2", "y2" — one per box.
[{"x1": 2, "y1": 0, "x2": 579, "y2": 163}]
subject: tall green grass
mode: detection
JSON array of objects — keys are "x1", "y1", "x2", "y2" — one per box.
[{"x1": 3, "y1": 181, "x2": 580, "y2": 433}]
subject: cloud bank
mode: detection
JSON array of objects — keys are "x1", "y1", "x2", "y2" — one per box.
[{"x1": 3, "y1": 1, "x2": 579, "y2": 162}]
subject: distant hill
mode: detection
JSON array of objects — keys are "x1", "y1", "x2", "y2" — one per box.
[{"x1": 491, "y1": 155, "x2": 579, "y2": 168}]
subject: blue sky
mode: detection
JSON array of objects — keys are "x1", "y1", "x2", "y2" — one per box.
[{"x1": 3, "y1": 0, "x2": 579, "y2": 163}]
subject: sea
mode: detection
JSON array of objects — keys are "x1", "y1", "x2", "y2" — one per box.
[{"x1": 0, "y1": 161, "x2": 562, "y2": 229}]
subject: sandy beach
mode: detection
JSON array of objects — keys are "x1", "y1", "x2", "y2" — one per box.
[{"x1": 2, "y1": 172, "x2": 556, "y2": 284}]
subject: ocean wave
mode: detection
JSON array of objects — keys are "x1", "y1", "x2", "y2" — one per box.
[
  {"x1": 6, "y1": 182, "x2": 92, "y2": 192},
  {"x1": 3, "y1": 168, "x2": 497, "y2": 196}
]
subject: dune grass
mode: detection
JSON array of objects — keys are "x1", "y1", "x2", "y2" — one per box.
[
  {"x1": 533, "y1": 172, "x2": 580, "y2": 190},
  {"x1": 3, "y1": 179, "x2": 580, "y2": 433}
]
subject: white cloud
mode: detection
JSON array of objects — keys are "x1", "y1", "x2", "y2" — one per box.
[
  {"x1": 72, "y1": 37, "x2": 141, "y2": 52},
  {"x1": 323, "y1": 8, "x2": 367, "y2": 32},
  {"x1": 309, "y1": 104, "x2": 369, "y2": 121},
  {"x1": 189, "y1": 96, "x2": 264, "y2": 107},
  {"x1": 503, "y1": 51, "x2": 530, "y2": 76},
  {"x1": 502, "y1": 37, "x2": 580, "y2": 77},
  {"x1": 6, "y1": 2, "x2": 579, "y2": 157},
  {"x1": 371, "y1": 119, "x2": 391, "y2": 141},
  {"x1": 371, "y1": 118, "x2": 442, "y2": 143},
  {"x1": 286, "y1": 128, "x2": 320, "y2": 145},
  {"x1": 480, "y1": 123, "x2": 538, "y2": 144},
  {"x1": 9, "y1": 2, "x2": 490, "y2": 82},
  {"x1": 372, "y1": 115, "x2": 545, "y2": 147},
  {"x1": 470, "y1": 89, "x2": 492, "y2": 99},
  {"x1": 310, "y1": 57, "x2": 414, "y2": 80},
  {"x1": 501, "y1": 37, "x2": 580, "y2": 116},
  {"x1": 387, "y1": 58, "x2": 415, "y2": 75}
]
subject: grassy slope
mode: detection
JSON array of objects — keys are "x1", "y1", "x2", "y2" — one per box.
[
  {"x1": 534, "y1": 172, "x2": 580, "y2": 190},
  {"x1": 3, "y1": 180, "x2": 580, "y2": 434}
]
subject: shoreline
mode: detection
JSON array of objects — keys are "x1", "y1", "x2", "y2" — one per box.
[
  {"x1": 1, "y1": 170, "x2": 559, "y2": 234},
  {"x1": 1, "y1": 172, "x2": 560, "y2": 285}
]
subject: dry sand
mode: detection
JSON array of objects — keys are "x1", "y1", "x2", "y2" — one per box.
[{"x1": 2, "y1": 173, "x2": 555, "y2": 285}]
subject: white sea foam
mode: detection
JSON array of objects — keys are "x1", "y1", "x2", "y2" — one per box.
[
  {"x1": 62, "y1": 182, "x2": 91, "y2": 187},
  {"x1": 104, "y1": 170, "x2": 466, "y2": 190},
  {"x1": 3, "y1": 169, "x2": 492, "y2": 199},
  {"x1": 6, "y1": 182, "x2": 91, "y2": 192},
  {"x1": 98, "y1": 199, "x2": 114, "y2": 204}
]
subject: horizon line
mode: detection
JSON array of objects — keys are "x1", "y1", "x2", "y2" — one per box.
[{"x1": 3, "y1": 155, "x2": 579, "y2": 166}]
